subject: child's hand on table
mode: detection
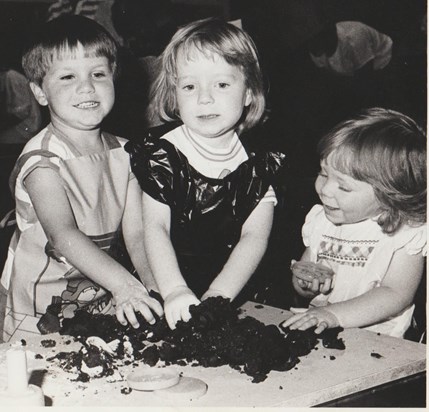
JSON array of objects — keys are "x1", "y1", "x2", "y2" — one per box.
[
  {"x1": 164, "y1": 285, "x2": 200, "y2": 329},
  {"x1": 282, "y1": 306, "x2": 340, "y2": 334},
  {"x1": 113, "y1": 279, "x2": 164, "y2": 328},
  {"x1": 291, "y1": 260, "x2": 334, "y2": 295}
]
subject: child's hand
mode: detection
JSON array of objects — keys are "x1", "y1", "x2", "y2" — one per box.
[
  {"x1": 281, "y1": 307, "x2": 340, "y2": 334},
  {"x1": 164, "y1": 286, "x2": 200, "y2": 330},
  {"x1": 291, "y1": 260, "x2": 334, "y2": 295},
  {"x1": 113, "y1": 281, "x2": 164, "y2": 328}
]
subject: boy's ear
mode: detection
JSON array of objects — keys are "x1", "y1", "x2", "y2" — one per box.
[
  {"x1": 29, "y1": 82, "x2": 49, "y2": 106},
  {"x1": 244, "y1": 89, "x2": 252, "y2": 107}
]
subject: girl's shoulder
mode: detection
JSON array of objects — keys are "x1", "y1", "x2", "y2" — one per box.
[{"x1": 392, "y1": 224, "x2": 427, "y2": 257}]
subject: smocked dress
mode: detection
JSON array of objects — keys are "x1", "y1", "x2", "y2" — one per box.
[
  {"x1": 303, "y1": 204, "x2": 427, "y2": 337},
  {"x1": 125, "y1": 123, "x2": 286, "y2": 297},
  {"x1": 1, "y1": 125, "x2": 132, "y2": 342}
]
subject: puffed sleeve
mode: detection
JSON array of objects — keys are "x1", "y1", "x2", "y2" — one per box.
[
  {"x1": 392, "y1": 224, "x2": 427, "y2": 257},
  {"x1": 302, "y1": 204, "x2": 326, "y2": 248},
  {"x1": 125, "y1": 131, "x2": 175, "y2": 206}
]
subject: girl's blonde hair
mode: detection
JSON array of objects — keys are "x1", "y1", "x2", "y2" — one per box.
[
  {"x1": 22, "y1": 15, "x2": 118, "y2": 86},
  {"x1": 148, "y1": 18, "x2": 265, "y2": 133},
  {"x1": 318, "y1": 108, "x2": 426, "y2": 234}
]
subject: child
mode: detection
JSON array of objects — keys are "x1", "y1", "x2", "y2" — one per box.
[
  {"x1": 282, "y1": 108, "x2": 426, "y2": 338},
  {"x1": 125, "y1": 18, "x2": 286, "y2": 329},
  {"x1": 0, "y1": 15, "x2": 163, "y2": 342}
]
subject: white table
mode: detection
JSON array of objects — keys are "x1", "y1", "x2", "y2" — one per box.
[{"x1": 0, "y1": 302, "x2": 425, "y2": 407}]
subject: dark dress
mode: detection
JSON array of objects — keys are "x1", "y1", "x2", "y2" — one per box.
[{"x1": 125, "y1": 123, "x2": 286, "y2": 298}]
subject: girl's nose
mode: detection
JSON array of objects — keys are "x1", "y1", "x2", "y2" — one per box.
[
  {"x1": 198, "y1": 86, "x2": 214, "y2": 104},
  {"x1": 319, "y1": 179, "x2": 335, "y2": 197}
]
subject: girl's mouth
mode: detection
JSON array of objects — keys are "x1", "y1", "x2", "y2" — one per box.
[
  {"x1": 323, "y1": 204, "x2": 339, "y2": 211},
  {"x1": 197, "y1": 114, "x2": 219, "y2": 120}
]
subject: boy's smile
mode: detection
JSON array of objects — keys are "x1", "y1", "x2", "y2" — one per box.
[
  {"x1": 30, "y1": 43, "x2": 115, "y2": 136},
  {"x1": 175, "y1": 49, "x2": 252, "y2": 147}
]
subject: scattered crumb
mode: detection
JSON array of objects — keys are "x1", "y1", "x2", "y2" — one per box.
[
  {"x1": 371, "y1": 352, "x2": 383, "y2": 359},
  {"x1": 121, "y1": 387, "x2": 132, "y2": 395},
  {"x1": 254, "y1": 304, "x2": 264, "y2": 309},
  {"x1": 279, "y1": 386, "x2": 283, "y2": 390},
  {"x1": 329, "y1": 355, "x2": 336, "y2": 360},
  {"x1": 21, "y1": 339, "x2": 27, "y2": 346},
  {"x1": 41, "y1": 339, "x2": 56, "y2": 348}
]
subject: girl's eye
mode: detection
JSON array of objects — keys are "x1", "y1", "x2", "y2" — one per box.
[
  {"x1": 182, "y1": 84, "x2": 195, "y2": 91},
  {"x1": 339, "y1": 186, "x2": 352, "y2": 193},
  {"x1": 317, "y1": 171, "x2": 328, "y2": 178},
  {"x1": 60, "y1": 74, "x2": 74, "y2": 80},
  {"x1": 218, "y1": 82, "x2": 229, "y2": 89},
  {"x1": 93, "y1": 72, "x2": 106, "y2": 78}
]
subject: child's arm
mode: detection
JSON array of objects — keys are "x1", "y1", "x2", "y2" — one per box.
[
  {"x1": 142, "y1": 192, "x2": 200, "y2": 330},
  {"x1": 201, "y1": 201, "x2": 274, "y2": 300},
  {"x1": 25, "y1": 167, "x2": 163, "y2": 328},
  {"x1": 121, "y1": 177, "x2": 164, "y2": 324},
  {"x1": 283, "y1": 247, "x2": 424, "y2": 333}
]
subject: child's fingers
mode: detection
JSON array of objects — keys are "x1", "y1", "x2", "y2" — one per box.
[
  {"x1": 165, "y1": 308, "x2": 179, "y2": 330},
  {"x1": 115, "y1": 306, "x2": 127, "y2": 326},
  {"x1": 136, "y1": 302, "x2": 157, "y2": 325},
  {"x1": 291, "y1": 315, "x2": 319, "y2": 331},
  {"x1": 281, "y1": 312, "x2": 305, "y2": 328},
  {"x1": 143, "y1": 296, "x2": 164, "y2": 318},
  {"x1": 320, "y1": 278, "x2": 333, "y2": 294},
  {"x1": 297, "y1": 278, "x2": 310, "y2": 289},
  {"x1": 309, "y1": 278, "x2": 321, "y2": 293},
  {"x1": 314, "y1": 321, "x2": 328, "y2": 334}
]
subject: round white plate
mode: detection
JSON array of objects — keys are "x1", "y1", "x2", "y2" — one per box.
[
  {"x1": 154, "y1": 377, "x2": 208, "y2": 400},
  {"x1": 126, "y1": 368, "x2": 180, "y2": 391}
]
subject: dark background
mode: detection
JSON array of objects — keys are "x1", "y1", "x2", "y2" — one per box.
[{"x1": 0, "y1": 0, "x2": 426, "y2": 323}]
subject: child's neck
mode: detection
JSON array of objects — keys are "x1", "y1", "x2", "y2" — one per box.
[
  {"x1": 184, "y1": 125, "x2": 235, "y2": 150},
  {"x1": 50, "y1": 121, "x2": 104, "y2": 155}
]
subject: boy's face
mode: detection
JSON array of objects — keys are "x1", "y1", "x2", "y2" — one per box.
[
  {"x1": 30, "y1": 43, "x2": 115, "y2": 133},
  {"x1": 175, "y1": 48, "x2": 252, "y2": 144}
]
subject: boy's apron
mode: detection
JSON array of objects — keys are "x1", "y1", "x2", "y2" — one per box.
[{"x1": 3, "y1": 129, "x2": 130, "y2": 342}]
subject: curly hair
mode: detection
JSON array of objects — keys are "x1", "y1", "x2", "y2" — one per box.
[
  {"x1": 148, "y1": 17, "x2": 265, "y2": 133},
  {"x1": 318, "y1": 108, "x2": 426, "y2": 234},
  {"x1": 22, "y1": 15, "x2": 118, "y2": 86}
]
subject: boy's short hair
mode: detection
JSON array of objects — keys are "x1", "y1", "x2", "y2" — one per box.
[
  {"x1": 22, "y1": 15, "x2": 118, "y2": 86},
  {"x1": 149, "y1": 17, "x2": 265, "y2": 133},
  {"x1": 318, "y1": 107, "x2": 427, "y2": 234}
]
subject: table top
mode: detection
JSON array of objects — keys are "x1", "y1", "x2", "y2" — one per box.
[{"x1": 0, "y1": 302, "x2": 425, "y2": 408}]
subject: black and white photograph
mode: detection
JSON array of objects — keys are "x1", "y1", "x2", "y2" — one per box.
[{"x1": 0, "y1": 0, "x2": 426, "y2": 409}]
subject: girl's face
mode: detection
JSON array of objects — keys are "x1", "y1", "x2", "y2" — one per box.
[
  {"x1": 315, "y1": 156, "x2": 381, "y2": 225},
  {"x1": 175, "y1": 49, "x2": 252, "y2": 145},
  {"x1": 31, "y1": 43, "x2": 115, "y2": 134}
]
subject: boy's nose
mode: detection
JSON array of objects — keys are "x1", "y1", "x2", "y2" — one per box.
[{"x1": 77, "y1": 78, "x2": 95, "y2": 93}]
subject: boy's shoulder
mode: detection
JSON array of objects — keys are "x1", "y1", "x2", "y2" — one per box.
[{"x1": 21, "y1": 126, "x2": 71, "y2": 160}]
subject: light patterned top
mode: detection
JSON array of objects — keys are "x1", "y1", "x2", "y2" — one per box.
[{"x1": 302, "y1": 204, "x2": 426, "y2": 337}]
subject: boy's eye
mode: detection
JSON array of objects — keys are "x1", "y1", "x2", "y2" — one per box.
[
  {"x1": 93, "y1": 71, "x2": 106, "y2": 78},
  {"x1": 182, "y1": 84, "x2": 195, "y2": 91},
  {"x1": 317, "y1": 171, "x2": 328, "y2": 178},
  {"x1": 218, "y1": 82, "x2": 229, "y2": 89},
  {"x1": 339, "y1": 186, "x2": 352, "y2": 193}
]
